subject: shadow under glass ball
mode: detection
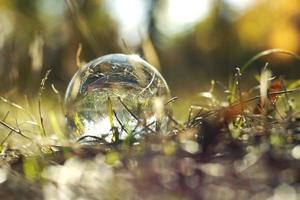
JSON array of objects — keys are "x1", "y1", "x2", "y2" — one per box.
[{"x1": 65, "y1": 54, "x2": 171, "y2": 144}]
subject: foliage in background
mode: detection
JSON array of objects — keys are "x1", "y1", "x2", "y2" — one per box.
[{"x1": 1, "y1": 0, "x2": 300, "y2": 118}]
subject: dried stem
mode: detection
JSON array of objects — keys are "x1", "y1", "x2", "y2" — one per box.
[
  {"x1": 241, "y1": 48, "x2": 300, "y2": 73},
  {"x1": 118, "y1": 97, "x2": 139, "y2": 121},
  {"x1": 76, "y1": 43, "x2": 82, "y2": 67},
  {"x1": 165, "y1": 97, "x2": 178, "y2": 105},
  {"x1": 0, "y1": 120, "x2": 30, "y2": 140}
]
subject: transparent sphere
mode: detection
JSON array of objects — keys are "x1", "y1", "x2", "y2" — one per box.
[{"x1": 65, "y1": 54, "x2": 171, "y2": 143}]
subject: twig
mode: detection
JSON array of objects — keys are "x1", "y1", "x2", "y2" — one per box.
[
  {"x1": 138, "y1": 73, "x2": 156, "y2": 95},
  {"x1": 165, "y1": 97, "x2": 178, "y2": 105},
  {"x1": 190, "y1": 87, "x2": 300, "y2": 124},
  {"x1": 38, "y1": 98, "x2": 46, "y2": 136},
  {"x1": 2, "y1": 111, "x2": 9, "y2": 122},
  {"x1": 0, "y1": 120, "x2": 30, "y2": 139},
  {"x1": 51, "y1": 84, "x2": 66, "y2": 116},
  {"x1": 77, "y1": 135, "x2": 103, "y2": 143},
  {"x1": 187, "y1": 105, "x2": 206, "y2": 123},
  {"x1": 39, "y1": 69, "x2": 51, "y2": 95},
  {"x1": 113, "y1": 110, "x2": 129, "y2": 134},
  {"x1": 223, "y1": 87, "x2": 300, "y2": 114},
  {"x1": 0, "y1": 96, "x2": 35, "y2": 121},
  {"x1": 38, "y1": 69, "x2": 52, "y2": 136},
  {"x1": 0, "y1": 131, "x2": 13, "y2": 146},
  {"x1": 118, "y1": 97, "x2": 139, "y2": 121},
  {"x1": 136, "y1": 121, "x2": 156, "y2": 135},
  {"x1": 0, "y1": 111, "x2": 11, "y2": 145},
  {"x1": 168, "y1": 114, "x2": 184, "y2": 130},
  {"x1": 279, "y1": 77, "x2": 292, "y2": 112},
  {"x1": 235, "y1": 67, "x2": 242, "y2": 102},
  {"x1": 76, "y1": 43, "x2": 82, "y2": 67},
  {"x1": 241, "y1": 48, "x2": 300, "y2": 73}
]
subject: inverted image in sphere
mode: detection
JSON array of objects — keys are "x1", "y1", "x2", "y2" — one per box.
[{"x1": 65, "y1": 54, "x2": 171, "y2": 144}]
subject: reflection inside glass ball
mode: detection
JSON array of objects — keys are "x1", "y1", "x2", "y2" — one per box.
[{"x1": 65, "y1": 54, "x2": 171, "y2": 144}]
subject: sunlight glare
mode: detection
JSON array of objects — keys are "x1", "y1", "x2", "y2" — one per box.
[
  {"x1": 105, "y1": 0, "x2": 147, "y2": 46},
  {"x1": 225, "y1": 0, "x2": 255, "y2": 11},
  {"x1": 83, "y1": 116, "x2": 112, "y2": 138},
  {"x1": 158, "y1": 0, "x2": 211, "y2": 35}
]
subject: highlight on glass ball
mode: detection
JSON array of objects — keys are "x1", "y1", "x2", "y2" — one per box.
[{"x1": 64, "y1": 54, "x2": 171, "y2": 144}]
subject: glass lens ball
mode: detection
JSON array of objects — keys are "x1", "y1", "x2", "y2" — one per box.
[{"x1": 65, "y1": 54, "x2": 171, "y2": 143}]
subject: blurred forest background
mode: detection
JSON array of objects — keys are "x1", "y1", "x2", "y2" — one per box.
[{"x1": 0, "y1": 0, "x2": 300, "y2": 119}]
